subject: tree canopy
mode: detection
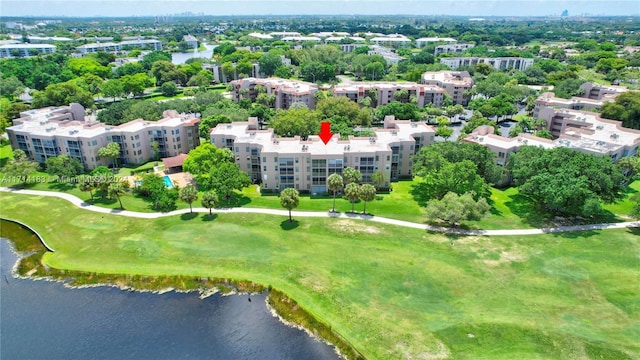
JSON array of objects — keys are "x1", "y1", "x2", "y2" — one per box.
[
  {"x1": 507, "y1": 146, "x2": 625, "y2": 216},
  {"x1": 183, "y1": 143, "x2": 234, "y2": 176},
  {"x1": 600, "y1": 91, "x2": 640, "y2": 130}
]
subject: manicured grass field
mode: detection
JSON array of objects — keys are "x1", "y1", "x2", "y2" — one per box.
[
  {"x1": 1, "y1": 144, "x2": 637, "y2": 227},
  {"x1": 1, "y1": 193, "x2": 638, "y2": 359}
]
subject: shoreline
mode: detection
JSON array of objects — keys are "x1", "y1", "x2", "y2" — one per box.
[{"x1": 1, "y1": 231, "x2": 362, "y2": 360}]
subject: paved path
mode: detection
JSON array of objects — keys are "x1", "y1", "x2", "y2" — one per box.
[{"x1": 1, "y1": 187, "x2": 638, "y2": 236}]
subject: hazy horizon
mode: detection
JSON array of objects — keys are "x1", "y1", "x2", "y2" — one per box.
[{"x1": 1, "y1": 0, "x2": 638, "y2": 18}]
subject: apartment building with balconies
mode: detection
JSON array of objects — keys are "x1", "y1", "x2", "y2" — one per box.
[
  {"x1": 434, "y1": 43, "x2": 475, "y2": 56},
  {"x1": 7, "y1": 104, "x2": 200, "y2": 170},
  {"x1": 463, "y1": 109, "x2": 640, "y2": 165},
  {"x1": 439, "y1": 57, "x2": 533, "y2": 71},
  {"x1": 230, "y1": 77, "x2": 318, "y2": 110},
  {"x1": 210, "y1": 116, "x2": 435, "y2": 193},
  {"x1": 333, "y1": 81, "x2": 445, "y2": 108},
  {"x1": 421, "y1": 71, "x2": 474, "y2": 106}
]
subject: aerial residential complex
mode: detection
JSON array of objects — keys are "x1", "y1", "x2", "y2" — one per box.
[
  {"x1": 6, "y1": 104, "x2": 200, "y2": 169},
  {"x1": 210, "y1": 116, "x2": 435, "y2": 192},
  {"x1": 231, "y1": 72, "x2": 471, "y2": 109},
  {"x1": 439, "y1": 57, "x2": 534, "y2": 71}
]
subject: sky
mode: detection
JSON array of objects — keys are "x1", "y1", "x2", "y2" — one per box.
[{"x1": 1, "y1": 0, "x2": 638, "y2": 17}]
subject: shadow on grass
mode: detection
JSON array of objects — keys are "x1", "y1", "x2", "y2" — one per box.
[
  {"x1": 409, "y1": 182, "x2": 430, "y2": 207},
  {"x1": 201, "y1": 213, "x2": 218, "y2": 222},
  {"x1": 47, "y1": 181, "x2": 75, "y2": 191},
  {"x1": 180, "y1": 212, "x2": 198, "y2": 221},
  {"x1": 87, "y1": 197, "x2": 117, "y2": 206},
  {"x1": 280, "y1": 219, "x2": 299, "y2": 230},
  {"x1": 503, "y1": 193, "x2": 552, "y2": 228},
  {"x1": 550, "y1": 229, "x2": 600, "y2": 238},
  {"x1": 627, "y1": 227, "x2": 640, "y2": 236},
  {"x1": 219, "y1": 193, "x2": 251, "y2": 208}
]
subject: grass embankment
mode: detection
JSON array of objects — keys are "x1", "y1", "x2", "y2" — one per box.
[{"x1": 1, "y1": 193, "x2": 638, "y2": 359}]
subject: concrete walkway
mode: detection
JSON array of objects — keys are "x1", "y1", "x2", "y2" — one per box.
[{"x1": 2, "y1": 187, "x2": 638, "y2": 236}]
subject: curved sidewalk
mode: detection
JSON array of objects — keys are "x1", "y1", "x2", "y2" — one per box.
[{"x1": 1, "y1": 187, "x2": 638, "y2": 236}]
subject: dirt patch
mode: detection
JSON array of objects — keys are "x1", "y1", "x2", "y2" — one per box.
[
  {"x1": 334, "y1": 219, "x2": 381, "y2": 234},
  {"x1": 483, "y1": 250, "x2": 527, "y2": 266}
]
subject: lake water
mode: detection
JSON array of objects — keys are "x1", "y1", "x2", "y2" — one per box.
[
  {"x1": 172, "y1": 44, "x2": 217, "y2": 64},
  {"x1": 0, "y1": 239, "x2": 340, "y2": 360}
]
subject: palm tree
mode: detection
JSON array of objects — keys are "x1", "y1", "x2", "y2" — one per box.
[
  {"x1": 327, "y1": 173, "x2": 343, "y2": 213},
  {"x1": 344, "y1": 183, "x2": 360, "y2": 213},
  {"x1": 359, "y1": 184, "x2": 376, "y2": 215},
  {"x1": 280, "y1": 188, "x2": 299, "y2": 222},
  {"x1": 78, "y1": 175, "x2": 96, "y2": 201},
  {"x1": 201, "y1": 191, "x2": 219, "y2": 215},
  {"x1": 179, "y1": 184, "x2": 199, "y2": 213},
  {"x1": 108, "y1": 181, "x2": 126, "y2": 209}
]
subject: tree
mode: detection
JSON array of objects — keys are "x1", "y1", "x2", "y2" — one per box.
[
  {"x1": 280, "y1": 187, "x2": 300, "y2": 222},
  {"x1": 344, "y1": 183, "x2": 360, "y2": 213},
  {"x1": 31, "y1": 80, "x2": 94, "y2": 108},
  {"x1": 98, "y1": 142, "x2": 120, "y2": 168},
  {"x1": 435, "y1": 125, "x2": 454, "y2": 140},
  {"x1": 271, "y1": 107, "x2": 321, "y2": 138},
  {"x1": 199, "y1": 162, "x2": 251, "y2": 201},
  {"x1": 179, "y1": 184, "x2": 199, "y2": 213},
  {"x1": 413, "y1": 141, "x2": 503, "y2": 184},
  {"x1": 183, "y1": 143, "x2": 234, "y2": 176},
  {"x1": 2, "y1": 149, "x2": 39, "y2": 185},
  {"x1": 78, "y1": 174, "x2": 96, "y2": 201},
  {"x1": 187, "y1": 70, "x2": 214, "y2": 89},
  {"x1": 108, "y1": 180, "x2": 126, "y2": 209},
  {"x1": 508, "y1": 146, "x2": 625, "y2": 216},
  {"x1": 141, "y1": 50, "x2": 173, "y2": 70},
  {"x1": 201, "y1": 191, "x2": 219, "y2": 215},
  {"x1": 371, "y1": 170, "x2": 386, "y2": 190},
  {"x1": 258, "y1": 52, "x2": 283, "y2": 77},
  {"x1": 600, "y1": 92, "x2": 640, "y2": 130},
  {"x1": 274, "y1": 66, "x2": 292, "y2": 79},
  {"x1": 327, "y1": 173, "x2": 343, "y2": 213},
  {"x1": 45, "y1": 154, "x2": 83, "y2": 180},
  {"x1": 343, "y1": 167, "x2": 362, "y2": 185},
  {"x1": 160, "y1": 81, "x2": 178, "y2": 97},
  {"x1": 425, "y1": 191, "x2": 490, "y2": 226},
  {"x1": 0, "y1": 76, "x2": 25, "y2": 100},
  {"x1": 119, "y1": 73, "x2": 153, "y2": 97},
  {"x1": 102, "y1": 79, "x2": 124, "y2": 102},
  {"x1": 630, "y1": 193, "x2": 640, "y2": 219},
  {"x1": 221, "y1": 62, "x2": 235, "y2": 81},
  {"x1": 359, "y1": 184, "x2": 377, "y2": 215}
]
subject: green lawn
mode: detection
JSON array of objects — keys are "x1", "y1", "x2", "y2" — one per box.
[
  {"x1": 1, "y1": 144, "x2": 637, "y2": 227},
  {"x1": 1, "y1": 193, "x2": 638, "y2": 360}
]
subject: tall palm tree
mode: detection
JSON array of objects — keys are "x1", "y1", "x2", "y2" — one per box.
[{"x1": 327, "y1": 173, "x2": 343, "y2": 213}]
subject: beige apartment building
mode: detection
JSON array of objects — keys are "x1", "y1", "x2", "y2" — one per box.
[
  {"x1": 230, "y1": 77, "x2": 318, "y2": 110},
  {"x1": 7, "y1": 103, "x2": 200, "y2": 169},
  {"x1": 333, "y1": 81, "x2": 445, "y2": 107},
  {"x1": 210, "y1": 116, "x2": 435, "y2": 193},
  {"x1": 533, "y1": 92, "x2": 606, "y2": 119},
  {"x1": 580, "y1": 82, "x2": 628, "y2": 100},
  {"x1": 463, "y1": 108, "x2": 640, "y2": 165},
  {"x1": 421, "y1": 71, "x2": 474, "y2": 106}
]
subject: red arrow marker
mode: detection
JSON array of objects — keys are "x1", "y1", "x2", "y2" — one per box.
[{"x1": 318, "y1": 121, "x2": 333, "y2": 145}]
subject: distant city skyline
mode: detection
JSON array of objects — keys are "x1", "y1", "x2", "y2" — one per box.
[{"x1": 1, "y1": 0, "x2": 638, "y2": 18}]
